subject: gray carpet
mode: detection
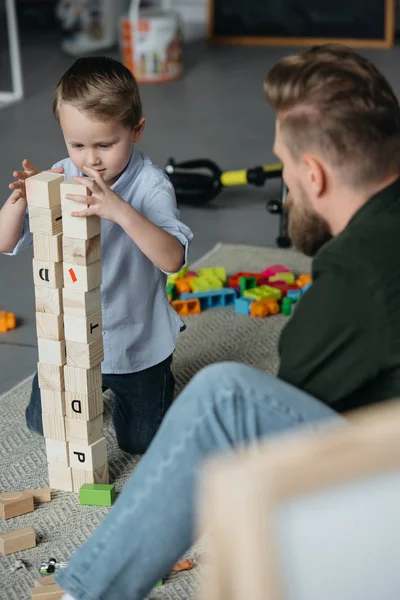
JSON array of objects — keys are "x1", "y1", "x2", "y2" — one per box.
[{"x1": 0, "y1": 243, "x2": 311, "y2": 600}]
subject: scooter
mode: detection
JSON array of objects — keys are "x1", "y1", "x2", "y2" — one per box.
[{"x1": 164, "y1": 157, "x2": 291, "y2": 248}]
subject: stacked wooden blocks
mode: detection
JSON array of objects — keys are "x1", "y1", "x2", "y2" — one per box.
[{"x1": 27, "y1": 172, "x2": 108, "y2": 492}]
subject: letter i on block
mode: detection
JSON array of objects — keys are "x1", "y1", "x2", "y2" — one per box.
[
  {"x1": 26, "y1": 172, "x2": 73, "y2": 492},
  {"x1": 60, "y1": 178, "x2": 108, "y2": 492}
]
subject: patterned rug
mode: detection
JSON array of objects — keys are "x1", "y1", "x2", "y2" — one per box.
[{"x1": 0, "y1": 243, "x2": 311, "y2": 600}]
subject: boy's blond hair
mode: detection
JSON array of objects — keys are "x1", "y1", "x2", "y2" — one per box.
[
  {"x1": 53, "y1": 56, "x2": 143, "y2": 129},
  {"x1": 264, "y1": 44, "x2": 400, "y2": 187}
]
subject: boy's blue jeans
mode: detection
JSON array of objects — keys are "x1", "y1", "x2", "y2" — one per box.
[
  {"x1": 26, "y1": 355, "x2": 175, "y2": 455},
  {"x1": 56, "y1": 362, "x2": 342, "y2": 600}
]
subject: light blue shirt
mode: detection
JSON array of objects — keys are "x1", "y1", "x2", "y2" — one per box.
[{"x1": 8, "y1": 146, "x2": 193, "y2": 373}]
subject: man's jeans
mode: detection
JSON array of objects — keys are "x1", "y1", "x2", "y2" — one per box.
[
  {"x1": 26, "y1": 356, "x2": 175, "y2": 455},
  {"x1": 57, "y1": 362, "x2": 342, "y2": 600}
]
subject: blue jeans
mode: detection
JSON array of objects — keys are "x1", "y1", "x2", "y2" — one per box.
[
  {"x1": 56, "y1": 362, "x2": 342, "y2": 600},
  {"x1": 26, "y1": 356, "x2": 175, "y2": 455}
]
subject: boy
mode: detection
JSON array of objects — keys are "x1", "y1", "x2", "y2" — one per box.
[{"x1": 0, "y1": 56, "x2": 193, "y2": 455}]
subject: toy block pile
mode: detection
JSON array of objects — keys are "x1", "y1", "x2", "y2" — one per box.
[
  {"x1": 167, "y1": 264, "x2": 312, "y2": 318},
  {"x1": 26, "y1": 172, "x2": 108, "y2": 493}
]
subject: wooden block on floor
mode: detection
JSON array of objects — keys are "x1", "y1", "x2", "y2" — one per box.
[
  {"x1": 25, "y1": 488, "x2": 52, "y2": 503},
  {"x1": 33, "y1": 259, "x2": 63, "y2": 289},
  {"x1": 65, "y1": 389, "x2": 103, "y2": 421},
  {"x1": 26, "y1": 172, "x2": 64, "y2": 208},
  {"x1": 38, "y1": 363, "x2": 64, "y2": 391},
  {"x1": 29, "y1": 205, "x2": 62, "y2": 236},
  {"x1": 38, "y1": 339, "x2": 66, "y2": 366},
  {"x1": 62, "y1": 286, "x2": 101, "y2": 318},
  {"x1": 48, "y1": 465, "x2": 73, "y2": 492},
  {"x1": 0, "y1": 527, "x2": 36, "y2": 555},
  {"x1": 63, "y1": 261, "x2": 102, "y2": 291},
  {"x1": 36, "y1": 313, "x2": 64, "y2": 341},
  {"x1": 66, "y1": 414, "x2": 103, "y2": 445},
  {"x1": 33, "y1": 233, "x2": 63, "y2": 263},
  {"x1": 0, "y1": 491, "x2": 34, "y2": 519},
  {"x1": 32, "y1": 583, "x2": 64, "y2": 599},
  {"x1": 64, "y1": 311, "x2": 102, "y2": 344},
  {"x1": 69, "y1": 437, "x2": 108, "y2": 471},
  {"x1": 72, "y1": 462, "x2": 109, "y2": 492},
  {"x1": 40, "y1": 389, "x2": 66, "y2": 415},
  {"x1": 64, "y1": 364, "x2": 102, "y2": 394},
  {"x1": 66, "y1": 337, "x2": 104, "y2": 369},
  {"x1": 34, "y1": 574, "x2": 57, "y2": 587},
  {"x1": 35, "y1": 287, "x2": 63, "y2": 316},
  {"x1": 62, "y1": 211, "x2": 101, "y2": 240},
  {"x1": 42, "y1": 412, "x2": 66, "y2": 441},
  {"x1": 46, "y1": 439, "x2": 69, "y2": 467},
  {"x1": 79, "y1": 483, "x2": 116, "y2": 506},
  {"x1": 63, "y1": 234, "x2": 101, "y2": 266}
]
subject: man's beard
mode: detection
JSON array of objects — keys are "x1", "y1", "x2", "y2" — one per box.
[{"x1": 285, "y1": 190, "x2": 332, "y2": 257}]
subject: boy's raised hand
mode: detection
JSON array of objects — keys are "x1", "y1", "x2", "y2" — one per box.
[
  {"x1": 9, "y1": 159, "x2": 64, "y2": 204},
  {"x1": 69, "y1": 166, "x2": 126, "y2": 222}
]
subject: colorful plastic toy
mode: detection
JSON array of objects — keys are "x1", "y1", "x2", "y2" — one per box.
[
  {"x1": 0, "y1": 311, "x2": 16, "y2": 332},
  {"x1": 79, "y1": 483, "x2": 116, "y2": 507}
]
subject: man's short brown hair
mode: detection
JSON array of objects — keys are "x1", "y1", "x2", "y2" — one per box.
[
  {"x1": 264, "y1": 44, "x2": 400, "y2": 186},
  {"x1": 53, "y1": 56, "x2": 143, "y2": 130}
]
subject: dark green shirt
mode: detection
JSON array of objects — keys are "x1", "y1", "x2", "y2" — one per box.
[{"x1": 278, "y1": 178, "x2": 400, "y2": 413}]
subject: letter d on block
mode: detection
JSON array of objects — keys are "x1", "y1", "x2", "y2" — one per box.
[
  {"x1": 72, "y1": 400, "x2": 82, "y2": 414},
  {"x1": 74, "y1": 452, "x2": 86, "y2": 463}
]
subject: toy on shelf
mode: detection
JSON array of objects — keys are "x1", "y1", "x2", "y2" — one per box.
[
  {"x1": 0, "y1": 311, "x2": 16, "y2": 332},
  {"x1": 168, "y1": 265, "x2": 312, "y2": 319}
]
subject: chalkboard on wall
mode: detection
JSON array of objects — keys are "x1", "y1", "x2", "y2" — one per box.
[{"x1": 208, "y1": 0, "x2": 395, "y2": 48}]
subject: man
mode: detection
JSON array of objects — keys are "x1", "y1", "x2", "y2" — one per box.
[{"x1": 58, "y1": 44, "x2": 400, "y2": 600}]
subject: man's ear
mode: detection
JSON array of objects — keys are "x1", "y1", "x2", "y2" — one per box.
[
  {"x1": 133, "y1": 116, "x2": 146, "y2": 143},
  {"x1": 302, "y1": 154, "x2": 326, "y2": 198}
]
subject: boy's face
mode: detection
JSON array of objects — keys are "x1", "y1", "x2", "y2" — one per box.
[{"x1": 58, "y1": 103, "x2": 144, "y2": 186}]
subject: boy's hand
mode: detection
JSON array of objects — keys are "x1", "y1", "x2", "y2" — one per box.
[
  {"x1": 69, "y1": 166, "x2": 126, "y2": 222},
  {"x1": 9, "y1": 159, "x2": 64, "y2": 204}
]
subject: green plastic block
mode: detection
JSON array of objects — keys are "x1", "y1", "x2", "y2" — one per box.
[
  {"x1": 198, "y1": 267, "x2": 227, "y2": 284},
  {"x1": 281, "y1": 297, "x2": 293, "y2": 316},
  {"x1": 269, "y1": 272, "x2": 295, "y2": 284},
  {"x1": 243, "y1": 285, "x2": 282, "y2": 301},
  {"x1": 79, "y1": 483, "x2": 117, "y2": 507},
  {"x1": 154, "y1": 580, "x2": 163, "y2": 587},
  {"x1": 166, "y1": 282, "x2": 176, "y2": 300},
  {"x1": 191, "y1": 276, "x2": 223, "y2": 292},
  {"x1": 166, "y1": 265, "x2": 189, "y2": 284},
  {"x1": 239, "y1": 276, "x2": 257, "y2": 294}
]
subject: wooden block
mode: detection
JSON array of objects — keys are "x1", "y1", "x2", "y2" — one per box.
[
  {"x1": 38, "y1": 363, "x2": 64, "y2": 391},
  {"x1": 32, "y1": 583, "x2": 64, "y2": 599},
  {"x1": 46, "y1": 439, "x2": 69, "y2": 467},
  {"x1": 34, "y1": 574, "x2": 57, "y2": 587},
  {"x1": 40, "y1": 389, "x2": 66, "y2": 415},
  {"x1": 64, "y1": 312, "x2": 102, "y2": 344},
  {"x1": 38, "y1": 339, "x2": 66, "y2": 366},
  {"x1": 25, "y1": 488, "x2": 51, "y2": 503},
  {"x1": 79, "y1": 483, "x2": 116, "y2": 506},
  {"x1": 42, "y1": 412, "x2": 66, "y2": 441},
  {"x1": 63, "y1": 261, "x2": 102, "y2": 291},
  {"x1": 35, "y1": 287, "x2": 63, "y2": 315},
  {"x1": 66, "y1": 337, "x2": 104, "y2": 369},
  {"x1": 72, "y1": 462, "x2": 109, "y2": 492},
  {"x1": 63, "y1": 234, "x2": 101, "y2": 266},
  {"x1": 0, "y1": 491, "x2": 34, "y2": 519},
  {"x1": 66, "y1": 414, "x2": 103, "y2": 445},
  {"x1": 36, "y1": 313, "x2": 64, "y2": 341},
  {"x1": 64, "y1": 364, "x2": 102, "y2": 394},
  {"x1": 62, "y1": 211, "x2": 101, "y2": 240},
  {"x1": 29, "y1": 205, "x2": 62, "y2": 235},
  {"x1": 65, "y1": 389, "x2": 103, "y2": 421},
  {"x1": 48, "y1": 465, "x2": 73, "y2": 492},
  {"x1": 26, "y1": 172, "x2": 64, "y2": 208},
  {"x1": 69, "y1": 437, "x2": 108, "y2": 471},
  {"x1": 0, "y1": 527, "x2": 36, "y2": 556},
  {"x1": 33, "y1": 233, "x2": 63, "y2": 262},
  {"x1": 33, "y1": 259, "x2": 63, "y2": 289},
  {"x1": 60, "y1": 178, "x2": 90, "y2": 211},
  {"x1": 62, "y1": 286, "x2": 101, "y2": 318}
]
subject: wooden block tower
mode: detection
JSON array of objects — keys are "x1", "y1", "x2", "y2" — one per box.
[{"x1": 27, "y1": 173, "x2": 108, "y2": 492}]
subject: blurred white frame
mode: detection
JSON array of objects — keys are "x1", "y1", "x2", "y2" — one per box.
[
  {"x1": 199, "y1": 399, "x2": 400, "y2": 600},
  {"x1": 0, "y1": 0, "x2": 23, "y2": 109}
]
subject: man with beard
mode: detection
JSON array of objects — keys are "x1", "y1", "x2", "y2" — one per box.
[{"x1": 58, "y1": 44, "x2": 400, "y2": 600}]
